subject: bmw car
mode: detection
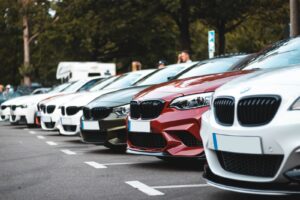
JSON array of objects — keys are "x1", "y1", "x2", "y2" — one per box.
[{"x1": 201, "y1": 66, "x2": 300, "y2": 195}]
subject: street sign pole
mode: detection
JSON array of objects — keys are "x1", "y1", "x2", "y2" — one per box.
[{"x1": 208, "y1": 30, "x2": 215, "y2": 59}]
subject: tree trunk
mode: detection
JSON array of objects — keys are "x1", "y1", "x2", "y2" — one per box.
[
  {"x1": 179, "y1": 0, "x2": 191, "y2": 51},
  {"x1": 217, "y1": 20, "x2": 226, "y2": 55},
  {"x1": 290, "y1": 0, "x2": 300, "y2": 37},
  {"x1": 22, "y1": 0, "x2": 31, "y2": 86}
]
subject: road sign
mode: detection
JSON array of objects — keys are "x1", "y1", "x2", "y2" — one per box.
[{"x1": 208, "y1": 30, "x2": 215, "y2": 58}]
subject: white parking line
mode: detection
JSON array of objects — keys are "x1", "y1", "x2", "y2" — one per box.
[
  {"x1": 46, "y1": 141, "x2": 58, "y2": 146},
  {"x1": 85, "y1": 161, "x2": 107, "y2": 169},
  {"x1": 60, "y1": 149, "x2": 76, "y2": 155},
  {"x1": 37, "y1": 135, "x2": 45, "y2": 139},
  {"x1": 152, "y1": 183, "x2": 210, "y2": 189},
  {"x1": 126, "y1": 181, "x2": 164, "y2": 196},
  {"x1": 29, "y1": 131, "x2": 36, "y2": 134},
  {"x1": 23, "y1": 128, "x2": 29, "y2": 131}
]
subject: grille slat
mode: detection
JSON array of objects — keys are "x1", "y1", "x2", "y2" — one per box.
[
  {"x1": 91, "y1": 107, "x2": 112, "y2": 120},
  {"x1": 238, "y1": 96, "x2": 281, "y2": 126},
  {"x1": 130, "y1": 100, "x2": 164, "y2": 120},
  {"x1": 83, "y1": 107, "x2": 91, "y2": 120},
  {"x1": 46, "y1": 105, "x2": 55, "y2": 114},
  {"x1": 66, "y1": 106, "x2": 81, "y2": 116},
  {"x1": 214, "y1": 98, "x2": 234, "y2": 126},
  {"x1": 217, "y1": 151, "x2": 283, "y2": 178},
  {"x1": 128, "y1": 132, "x2": 166, "y2": 149}
]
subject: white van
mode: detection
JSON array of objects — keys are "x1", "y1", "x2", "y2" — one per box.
[{"x1": 56, "y1": 62, "x2": 116, "y2": 82}]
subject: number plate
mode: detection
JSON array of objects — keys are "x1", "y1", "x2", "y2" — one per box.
[
  {"x1": 212, "y1": 133, "x2": 262, "y2": 154},
  {"x1": 81, "y1": 121, "x2": 100, "y2": 130},
  {"x1": 41, "y1": 115, "x2": 51, "y2": 123},
  {"x1": 61, "y1": 117, "x2": 72, "y2": 125},
  {"x1": 128, "y1": 119, "x2": 150, "y2": 133}
]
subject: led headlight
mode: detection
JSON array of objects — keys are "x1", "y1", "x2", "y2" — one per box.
[
  {"x1": 113, "y1": 104, "x2": 130, "y2": 117},
  {"x1": 169, "y1": 92, "x2": 213, "y2": 110},
  {"x1": 290, "y1": 97, "x2": 300, "y2": 110}
]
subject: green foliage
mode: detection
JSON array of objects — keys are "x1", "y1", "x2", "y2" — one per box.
[{"x1": 0, "y1": 0, "x2": 291, "y2": 86}]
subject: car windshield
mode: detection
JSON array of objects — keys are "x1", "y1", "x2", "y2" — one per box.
[
  {"x1": 239, "y1": 38, "x2": 300, "y2": 70},
  {"x1": 177, "y1": 55, "x2": 247, "y2": 79},
  {"x1": 103, "y1": 73, "x2": 145, "y2": 89},
  {"x1": 77, "y1": 78, "x2": 102, "y2": 92},
  {"x1": 135, "y1": 65, "x2": 189, "y2": 86},
  {"x1": 89, "y1": 76, "x2": 119, "y2": 92},
  {"x1": 48, "y1": 82, "x2": 73, "y2": 93}
]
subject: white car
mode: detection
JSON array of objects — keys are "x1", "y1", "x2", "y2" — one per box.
[
  {"x1": 201, "y1": 66, "x2": 300, "y2": 195},
  {"x1": 9, "y1": 78, "x2": 100, "y2": 126},
  {"x1": 40, "y1": 70, "x2": 155, "y2": 134},
  {"x1": 0, "y1": 82, "x2": 71, "y2": 123}
]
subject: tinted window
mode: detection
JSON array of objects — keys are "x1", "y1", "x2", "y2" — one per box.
[
  {"x1": 240, "y1": 38, "x2": 300, "y2": 70},
  {"x1": 135, "y1": 65, "x2": 188, "y2": 86},
  {"x1": 103, "y1": 73, "x2": 143, "y2": 89},
  {"x1": 177, "y1": 56, "x2": 245, "y2": 79},
  {"x1": 77, "y1": 78, "x2": 102, "y2": 92},
  {"x1": 89, "y1": 76, "x2": 119, "y2": 92}
]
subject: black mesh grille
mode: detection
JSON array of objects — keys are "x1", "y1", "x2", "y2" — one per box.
[
  {"x1": 91, "y1": 107, "x2": 112, "y2": 120},
  {"x1": 128, "y1": 132, "x2": 166, "y2": 149},
  {"x1": 238, "y1": 96, "x2": 281, "y2": 126},
  {"x1": 11, "y1": 115, "x2": 16, "y2": 120},
  {"x1": 40, "y1": 104, "x2": 46, "y2": 113},
  {"x1": 63, "y1": 125, "x2": 77, "y2": 132},
  {"x1": 1, "y1": 105, "x2": 7, "y2": 110},
  {"x1": 44, "y1": 122, "x2": 55, "y2": 129},
  {"x1": 61, "y1": 106, "x2": 65, "y2": 116},
  {"x1": 11, "y1": 105, "x2": 16, "y2": 111},
  {"x1": 130, "y1": 100, "x2": 165, "y2": 120},
  {"x1": 217, "y1": 151, "x2": 283, "y2": 178},
  {"x1": 66, "y1": 106, "x2": 81, "y2": 116},
  {"x1": 170, "y1": 131, "x2": 203, "y2": 147},
  {"x1": 214, "y1": 97, "x2": 234, "y2": 126},
  {"x1": 130, "y1": 101, "x2": 140, "y2": 119},
  {"x1": 46, "y1": 105, "x2": 55, "y2": 114},
  {"x1": 83, "y1": 107, "x2": 91, "y2": 120}
]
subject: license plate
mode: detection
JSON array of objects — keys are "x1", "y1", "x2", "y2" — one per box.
[
  {"x1": 128, "y1": 119, "x2": 150, "y2": 133},
  {"x1": 212, "y1": 133, "x2": 262, "y2": 154},
  {"x1": 81, "y1": 121, "x2": 100, "y2": 130},
  {"x1": 41, "y1": 115, "x2": 51, "y2": 123},
  {"x1": 61, "y1": 117, "x2": 72, "y2": 125}
]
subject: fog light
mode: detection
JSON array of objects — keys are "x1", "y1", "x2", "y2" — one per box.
[{"x1": 285, "y1": 167, "x2": 300, "y2": 182}]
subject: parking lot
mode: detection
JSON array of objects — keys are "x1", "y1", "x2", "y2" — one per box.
[{"x1": 0, "y1": 121, "x2": 297, "y2": 200}]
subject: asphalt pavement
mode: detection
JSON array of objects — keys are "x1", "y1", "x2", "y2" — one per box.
[{"x1": 0, "y1": 121, "x2": 297, "y2": 200}]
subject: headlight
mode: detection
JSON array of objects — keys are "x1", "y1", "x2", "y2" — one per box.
[
  {"x1": 169, "y1": 92, "x2": 213, "y2": 110},
  {"x1": 112, "y1": 104, "x2": 130, "y2": 117},
  {"x1": 290, "y1": 97, "x2": 300, "y2": 110}
]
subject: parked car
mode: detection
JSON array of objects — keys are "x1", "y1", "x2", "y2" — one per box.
[
  {"x1": 0, "y1": 82, "x2": 72, "y2": 122},
  {"x1": 39, "y1": 70, "x2": 155, "y2": 133},
  {"x1": 201, "y1": 66, "x2": 300, "y2": 195},
  {"x1": 9, "y1": 78, "x2": 101, "y2": 126},
  {"x1": 127, "y1": 37, "x2": 300, "y2": 160}
]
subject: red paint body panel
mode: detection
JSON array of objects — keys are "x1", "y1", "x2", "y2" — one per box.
[{"x1": 127, "y1": 70, "x2": 253, "y2": 157}]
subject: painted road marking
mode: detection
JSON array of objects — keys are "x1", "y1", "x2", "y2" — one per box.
[
  {"x1": 126, "y1": 181, "x2": 164, "y2": 196},
  {"x1": 23, "y1": 128, "x2": 29, "y2": 131},
  {"x1": 46, "y1": 141, "x2": 58, "y2": 146},
  {"x1": 37, "y1": 135, "x2": 45, "y2": 139},
  {"x1": 29, "y1": 131, "x2": 36, "y2": 134},
  {"x1": 60, "y1": 149, "x2": 76, "y2": 155},
  {"x1": 85, "y1": 161, "x2": 107, "y2": 169},
  {"x1": 152, "y1": 184, "x2": 210, "y2": 189}
]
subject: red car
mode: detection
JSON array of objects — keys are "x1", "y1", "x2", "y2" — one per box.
[{"x1": 126, "y1": 70, "x2": 252, "y2": 159}]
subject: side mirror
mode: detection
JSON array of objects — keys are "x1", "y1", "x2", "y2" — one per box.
[{"x1": 167, "y1": 76, "x2": 176, "y2": 81}]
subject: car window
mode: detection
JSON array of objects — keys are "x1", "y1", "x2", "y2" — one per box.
[
  {"x1": 89, "y1": 76, "x2": 119, "y2": 92},
  {"x1": 103, "y1": 73, "x2": 144, "y2": 89},
  {"x1": 177, "y1": 56, "x2": 245, "y2": 79},
  {"x1": 135, "y1": 65, "x2": 188, "y2": 86},
  {"x1": 77, "y1": 78, "x2": 102, "y2": 92},
  {"x1": 48, "y1": 82, "x2": 73, "y2": 93},
  {"x1": 239, "y1": 38, "x2": 300, "y2": 70}
]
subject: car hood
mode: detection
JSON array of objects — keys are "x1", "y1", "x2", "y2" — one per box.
[
  {"x1": 40, "y1": 93, "x2": 81, "y2": 106},
  {"x1": 14, "y1": 92, "x2": 71, "y2": 106},
  {"x1": 87, "y1": 85, "x2": 149, "y2": 108},
  {"x1": 135, "y1": 70, "x2": 253, "y2": 102},
  {"x1": 1, "y1": 95, "x2": 30, "y2": 106},
  {"x1": 63, "y1": 88, "x2": 119, "y2": 107}
]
